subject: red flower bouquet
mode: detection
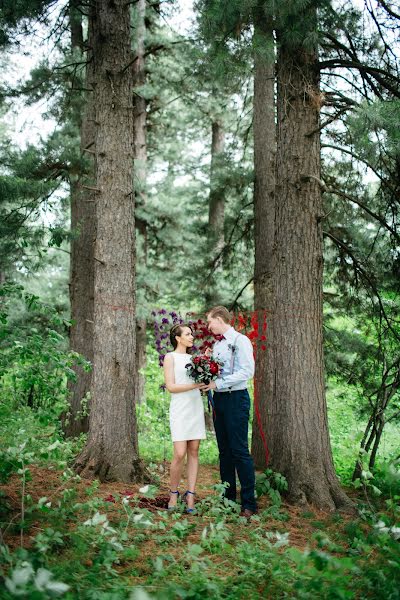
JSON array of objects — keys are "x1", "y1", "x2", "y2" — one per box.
[
  {"x1": 185, "y1": 354, "x2": 223, "y2": 415},
  {"x1": 185, "y1": 355, "x2": 223, "y2": 385}
]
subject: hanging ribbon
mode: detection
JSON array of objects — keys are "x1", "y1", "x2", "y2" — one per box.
[
  {"x1": 207, "y1": 390, "x2": 216, "y2": 420},
  {"x1": 250, "y1": 309, "x2": 270, "y2": 466}
]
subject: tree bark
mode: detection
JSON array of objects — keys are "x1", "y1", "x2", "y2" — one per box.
[
  {"x1": 205, "y1": 120, "x2": 225, "y2": 308},
  {"x1": 368, "y1": 418, "x2": 385, "y2": 471},
  {"x1": 64, "y1": 0, "x2": 95, "y2": 437},
  {"x1": 75, "y1": 0, "x2": 149, "y2": 483},
  {"x1": 134, "y1": 0, "x2": 147, "y2": 405},
  {"x1": 251, "y1": 8, "x2": 276, "y2": 468},
  {"x1": 264, "y1": 9, "x2": 352, "y2": 510}
]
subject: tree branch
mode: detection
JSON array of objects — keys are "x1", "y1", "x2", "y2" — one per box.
[
  {"x1": 377, "y1": 0, "x2": 400, "y2": 20},
  {"x1": 324, "y1": 230, "x2": 400, "y2": 341},
  {"x1": 326, "y1": 188, "x2": 400, "y2": 243},
  {"x1": 229, "y1": 277, "x2": 254, "y2": 311}
]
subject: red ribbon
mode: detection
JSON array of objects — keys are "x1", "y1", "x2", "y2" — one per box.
[{"x1": 250, "y1": 310, "x2": 270, "y2": 465}]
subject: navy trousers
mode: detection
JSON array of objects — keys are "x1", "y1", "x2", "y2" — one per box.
[{"x1": 212, "y1": 389, "x2": 257, "y2": 512}]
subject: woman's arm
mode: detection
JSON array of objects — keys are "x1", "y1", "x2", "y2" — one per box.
[{"x1": 163, "y1": 353, "x2": 205, "y2": 393}]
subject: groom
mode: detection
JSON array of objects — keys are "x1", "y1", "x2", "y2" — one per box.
[{"x1": 203, "y1": 306, "x2": 257, "y2": 517}]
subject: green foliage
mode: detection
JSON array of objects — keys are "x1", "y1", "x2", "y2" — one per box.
[
  {"x1": 4, "y1": 561, "x2": 70, "y2": 598},
  {"x1": 0, "y1": 134, "x2": 74, "y2": 283},
  {"x1": 0, "y1": 0, "x2": 54, "y2": 46},
  {"x1": 0, "y1": 0, "x2": 399, "y2": 597},
  {"x1": 0, "y1": 354, "x2": 399, "y2": 599},
  {"x1": 0, "y1": 282, "x2": 90, "y2": 416},
  {"x1": 256, "y1": 468, "x2": 288, "y2": 506},
  {"x1": 0, "y1": 166, "x2": 60, "y2": 275}
]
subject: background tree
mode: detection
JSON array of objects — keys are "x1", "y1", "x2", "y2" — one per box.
[
  {"x1": 66, "y1": 0, "x2": 95, "y2": 437},
  {"x1": 74, "y1": 0, "x2": 148, "y2": 482},
  {"x1": 1, "y1": 0, "x2": 398, "y2": 493},
  {"x1": 264, "y1": 1, "x2": 351, "y2": 509},
  {"x1": 251, "y1": 1, "x2": 276, "y2": 468}
]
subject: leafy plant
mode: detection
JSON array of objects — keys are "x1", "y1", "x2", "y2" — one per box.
[
  {"x1": 0, "y1": 283, "x2": 91, "y2": 416},
  {"x1": 256, "y1": 468, "x2": 288, "y2": 506}
]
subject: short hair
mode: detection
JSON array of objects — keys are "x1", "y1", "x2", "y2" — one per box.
[{"x1": 207, "y1": 306, "x2": 231, "y2": 324}]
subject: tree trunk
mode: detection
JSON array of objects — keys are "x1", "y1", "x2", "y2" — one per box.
[
  {"x1": 75, "y1": 0, "x2": 149, "y2": 483},
  {"x1": 204, "y1": 120, "x2": 225, "y2": 428},
  {"x1": 69, "y1": 0, "x2": 83, "y2": 51},
  {"x1": 352, "y1": 414, "x2": 374, "y2": 481},
  {"x1": 251, "y1": 9, "x2": 276, "y2": 468},
  {"x1": 369, "y1": 418, "x2": 385, "y2": 471},
  {"x1": 205, "y1": 120, "x2": 225, "y2": 307},
  {"x1": 134, "y1": 0, "x2": 147, "y2": 405},
  {"x1": 265, "y1": 10, "x2": 352, "y2": 510},
  {"x1": 64, "y1": 0, "x2": 95, "y2": 437}
]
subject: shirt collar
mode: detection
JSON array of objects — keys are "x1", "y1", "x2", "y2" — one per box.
[{"x1": 222, "y1": 326, "x2": 236, "y2": 341}]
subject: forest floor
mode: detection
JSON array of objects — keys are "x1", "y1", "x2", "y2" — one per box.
[
  {"x1": 3, "y1": 461, "x2": 395, "y2": 599},
  {"x1": 2, "y1": 461, "x2": 358, "y2": 553}
]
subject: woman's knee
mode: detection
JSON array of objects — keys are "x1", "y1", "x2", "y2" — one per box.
[
  {"x1": 187, "y1": 448, "x2": 199, "y2": 460},
  {"x1": 187, "y1": 443, "x2": 199, "y2": 459},
  {"x1": 173, "y1": 450, "x2": 186, "y2": 463}
]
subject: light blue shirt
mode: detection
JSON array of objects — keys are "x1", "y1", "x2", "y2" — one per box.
[{"x1": 213, "y1": 326, "x2": 255, "y2": 391}]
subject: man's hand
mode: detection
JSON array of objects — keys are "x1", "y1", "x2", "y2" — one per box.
[{"x1": 202, "y1": 380, "x2": 217, "y2": 392}]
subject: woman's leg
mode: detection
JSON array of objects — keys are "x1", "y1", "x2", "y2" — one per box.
[
  {"x1": 169, "y1": 441, "x2": 187, "y2": 506},
  {"x1": 186, "y1": 439, "x2": 200, "y2": 509}
]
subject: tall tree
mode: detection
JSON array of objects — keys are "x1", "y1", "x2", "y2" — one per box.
[
  {"x1": 197, "y1": 0, "x2": 354, "y2": 508},
  {"x1": 75, "y1": 0, "x2": 148, "y2": 482},
  {"x1": 264, "y1": 2, "x2": 351, "y2": 508},
  {"x1": 251, "y1": 3, "x2": 276, "y2": 468},
  {"x1": 133, "y1": 0, "x2": 148, "y2": 405},
  {"x1": 205, "y1": 118, "x2": 225, "y2": 307},
  {"x1": 65, "y1": 0, "x2": 95, "y2": 437}
]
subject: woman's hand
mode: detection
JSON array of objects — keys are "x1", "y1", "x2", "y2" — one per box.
[
  {"x1": 201, "y1": 381, "x2": 217, "y2": 392},
  {"x1": 196, "y1": 383, "x2": 208, "y2": 390}
]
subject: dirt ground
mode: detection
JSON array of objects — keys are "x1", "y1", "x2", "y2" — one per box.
[{"x1": 1, "y1": 462, "x2": 356, "y2": 554}]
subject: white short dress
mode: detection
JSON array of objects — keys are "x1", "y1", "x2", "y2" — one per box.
[{"x1": 168, "y1": 352, "x2": 206, "y2": 442}]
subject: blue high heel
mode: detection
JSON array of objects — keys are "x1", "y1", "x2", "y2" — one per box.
[
  {"x1": 168, "y1": 489, "x2": 180, "y2": 510},
  {"x1": 183, "y1": 490, "x2": 196, "y2": 514}
]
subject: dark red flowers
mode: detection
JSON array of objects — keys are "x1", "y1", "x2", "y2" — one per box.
[
  {"x1": 185, "y1": 355, "x2": 224, "y2": 384},
  {"x1": 209, "y1": 362, "x2": 219, "y2": 375}
]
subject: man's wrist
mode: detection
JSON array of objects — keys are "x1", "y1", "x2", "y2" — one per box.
[{"x1": 215, "y1": 378, "x2": 224, "y2": 390}]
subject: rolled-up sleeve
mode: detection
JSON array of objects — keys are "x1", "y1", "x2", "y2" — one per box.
[{"x1": 215, "y1": 335, "x2": 254, "y2": 390}]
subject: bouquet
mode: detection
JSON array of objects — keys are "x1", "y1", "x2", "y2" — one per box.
[{"x1": 185, "y1": 355, "x2": 223, "y2": 414}]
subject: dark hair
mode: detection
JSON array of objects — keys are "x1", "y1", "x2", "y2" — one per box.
[{"x1": 170, "y1": 323, "x2": 193, "y2": 351}]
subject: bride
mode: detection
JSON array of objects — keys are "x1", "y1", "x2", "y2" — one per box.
[{"x1": 163, "y1": 324, "x2": 207, "y2": 513}]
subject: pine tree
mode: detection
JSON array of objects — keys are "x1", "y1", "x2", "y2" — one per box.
[
  {"x1": 263, "y1": 1, "x2": 351, "y2": 509},
  {"x1": 65, "y1": 0, "x2": 95, "y2": 437},
  {"x1": 197, "y1": 0, "x2": 354, "y2": 508},
  {"x1": 205, "y1": 119, "x2": 226, "y2": 307},
  {"x1": 251, "y1": 1, "x2": 276, "y2": 468},
  {"x1": 133, "y1": 0, "x2": 148, "y2": 405},
  {"x1": 75, "y1": 0, "x2": 148, "y2": 482}
]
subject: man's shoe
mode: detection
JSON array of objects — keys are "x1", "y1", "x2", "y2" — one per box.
[{"x1": 241, "y1": 508, "x2": 257, "y2": 519}]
